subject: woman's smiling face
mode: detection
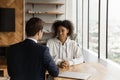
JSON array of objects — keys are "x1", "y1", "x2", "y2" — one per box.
[{"x1": 57, "y1": 26, "x2": 69, "y2": 41}]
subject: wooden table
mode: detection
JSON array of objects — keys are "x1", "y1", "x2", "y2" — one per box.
[
  {"x1": 54, "y1": 62, "x2": 120, "y2": 80},
  {"x1": 1, "y1": 62, "x2": 120, "y2": 80}
]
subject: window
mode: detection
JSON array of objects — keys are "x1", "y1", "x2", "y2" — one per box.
[
  {"x1": 88, "y1": 0, "x2": 99, "y2": 53},
  {"x1": 76, "y1": 0, "x2": 83, "y2": 45},
  {"x1": 76, "y1": 0, "x2": 120, "y2": 65},
  {"x1": 108, "y1": 0, "x2": 120, "y2": 64}
]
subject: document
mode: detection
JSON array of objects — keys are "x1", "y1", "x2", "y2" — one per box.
[
  {"x1": 0, "y1": 77, "x2": 9, "y2": 80},
  {"x1": 58, "y1": 71, "x2": 91, "y2": 80}
]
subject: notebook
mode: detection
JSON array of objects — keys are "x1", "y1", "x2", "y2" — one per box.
[{"x1": 58, "y1": 71, "x2": 91, "y2": 80}]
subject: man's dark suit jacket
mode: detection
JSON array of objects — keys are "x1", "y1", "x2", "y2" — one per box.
[{"x1": 6, "y1": 39, "x2": 59, "y2": 80}]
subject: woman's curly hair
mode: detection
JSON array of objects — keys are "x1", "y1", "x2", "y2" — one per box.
[{"x1": 52, "y1": 20, "x2": 74, "y2": 39}]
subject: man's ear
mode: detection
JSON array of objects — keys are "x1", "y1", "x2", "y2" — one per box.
[
  {"x1": 37, "y1": 30, "x2": 41, "y2": 36},
  {"x1": 40, "y1": 30, "x2": 43, "y2": 33}
]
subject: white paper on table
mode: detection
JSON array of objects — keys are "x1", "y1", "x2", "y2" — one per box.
[{"x1": 58, "y1": 71, "x2": 91, "y2": 80}]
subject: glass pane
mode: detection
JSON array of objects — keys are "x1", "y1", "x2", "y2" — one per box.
[
  {"x1": 100, "y1": 0, "x2": 107, "y2": 58},
  {"x1": 108, "y1": 0, "x2": 120, "y2": 64},
  {"x1": 89, "y1": 0, "x2": 99, "y2": 53},
  {"x1": 77, "y1": 0, "x2": 83, "y2": 45}
]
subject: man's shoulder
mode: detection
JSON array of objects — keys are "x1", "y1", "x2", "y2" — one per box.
[
  {"x1": 36, "y1": 43, "x2": 48, "y2": 50},
  {"x1": 9, "y1": 41, "x2": 22, "y2": 48}
]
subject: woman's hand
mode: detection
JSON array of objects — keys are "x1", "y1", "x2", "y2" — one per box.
[{"x1": 59, "y1": 60, "x2": 70, "y2": 69}]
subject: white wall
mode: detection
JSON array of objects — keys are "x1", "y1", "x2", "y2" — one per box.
[
  {"x1": 66, "y1": 0, "x2": 77, "y2": 32},
  {"x1": 24, "y1": 0, "x2": 77, "y2": 41}
]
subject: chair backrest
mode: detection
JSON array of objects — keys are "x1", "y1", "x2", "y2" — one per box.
[{"x1": 71, "y1": 33, "x2": 78, "y2": 40}]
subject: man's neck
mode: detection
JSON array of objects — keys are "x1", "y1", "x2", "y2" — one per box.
[{"x1": 27, "y1": 36, "x2": 38, "y2": 43}]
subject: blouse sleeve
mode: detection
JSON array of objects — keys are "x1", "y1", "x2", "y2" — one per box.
[
  {"x1": 47, "y1": 39, "x2": 62, "y2": 65},
  {"x1": 69, "y1": 41, "x2": 84, "y2": 65},
  {"x1": 46, "y1": 39, "x2": 54, "y2": 57}
]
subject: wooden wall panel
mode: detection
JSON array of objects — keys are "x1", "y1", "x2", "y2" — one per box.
[{"x1": 0, "y1": 0, "x2": 23, "y2": 46}]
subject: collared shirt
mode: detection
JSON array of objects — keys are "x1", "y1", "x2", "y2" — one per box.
[
  {"x1": 47, "y1": 37, "x2": 84, "y2": 66},
  {"x1": 27, "y1": 37, "x2": 37, "y2": 43}
]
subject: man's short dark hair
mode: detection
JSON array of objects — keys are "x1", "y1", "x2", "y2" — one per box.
[{"x1": 25, "y1": 17, "x2": 44, "y2": 37}]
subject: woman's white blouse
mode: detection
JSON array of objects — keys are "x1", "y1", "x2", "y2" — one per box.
[{"x1": 47, "y1": 37, "x2": 84, "y2": 66}]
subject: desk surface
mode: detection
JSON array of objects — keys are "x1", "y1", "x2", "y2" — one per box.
[{"x1": 54, "y1": 62, "x2": 120, "y2": 80}]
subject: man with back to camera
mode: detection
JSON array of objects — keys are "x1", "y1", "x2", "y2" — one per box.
[{"x1": 6, "y1": 17, "x2": 59, "y2": 80}]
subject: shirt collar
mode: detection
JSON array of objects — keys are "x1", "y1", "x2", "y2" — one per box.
[
  {"x1": 27, "y1": 37, "x2": 37, "y2": 43},
  {"x1": 55, "y1": 36, "x2": 70, "y2": 44}
]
